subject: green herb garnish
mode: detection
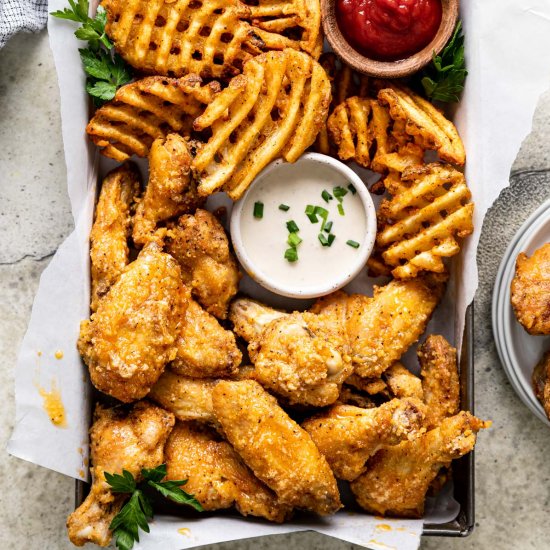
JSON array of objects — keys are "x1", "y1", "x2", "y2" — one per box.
[
  {"x1": 51, "y1": 0, "x2": 133, "y2": 105},
  {"x1": 286, "y1": 220, "x2": 299, "y2": 233},
  {"x1": 279, "y1": 204, "x2": 290, "y2": 211},
  {"x1": 284, "y1": 247, "x2": 299, "y2": 262},
  {"x1": 253, "y1": 201, "x2": 264, "y2": 219},
  {"x1": 347, "y1": 183, "x2": 357, "y2": 195},
  {"x1": 323, "y1": 221, "x2": 333, "y2": 233},
  {"x1": 346, "y1": 240, "x2": 360, "y2": 249},
  {"x1": 322, "y1": 190, "x2": 333, "y2": 203},
  {"x1": 305, "y1": 205, "x2": 318, "y2": 223},
  {"x1": 105, "y1": 465, "x2": 202, "y2": 550},
  {"x1": 420, "y1": 22, "x2": 467, "y2": 103},
  {"x1": 333, "y1": 186, "x2": 348, "y2": 200},
  {"x1": 338, "y1": 203, "x2": 345, "y2": 216},
  {"x1": 327, "y1": 234, "x2": 335, "y2": 246},
  {"x1": 318, "y1": 233, "x2": 329, "y2": 246},
  {"x1": 287, "y1": 232, "x2": 302, "y2": 247}
]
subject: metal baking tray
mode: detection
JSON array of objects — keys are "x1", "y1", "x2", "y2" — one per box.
[{"x1": 75, "y1": 305, "x2": 475, "y2": 538}]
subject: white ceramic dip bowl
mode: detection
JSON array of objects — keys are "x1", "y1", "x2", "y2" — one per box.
[{"x1": 230, "y1": 153, "x2": 377, "y2": 299}]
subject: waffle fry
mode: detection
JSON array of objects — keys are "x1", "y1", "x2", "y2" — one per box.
[
  {"x1": 377, "y1": 163, "x2": 474, "y2": 279},
  {"x1": 192, "y1": 49, "x2": 331, "y2": 199},
  {"x1": 378, "y1": 84, "x2": 466, "y2": 166},
  {"x1": 103, "y1": 0, "x2": 267, "y2": 78},
  {"x1": 242, "y1": 0, "x2": 322, "y2": 58},
  {"x1": 86, "y1": 75, "x2": 220, "y2": 161}
]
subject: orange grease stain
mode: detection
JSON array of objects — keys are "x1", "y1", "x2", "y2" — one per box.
[
  {"x1": 54, "y1": 350, "x2": 64, "y2": 360},
  {"x1": 178, "y1": 528, "x2": 191, "y2": 537},
  {"x1": 376, "y1": 524, "x2": 392, "y2": 531},
  {"x1": 38, "y1": 381, "x2": 67, "y2": 427}
]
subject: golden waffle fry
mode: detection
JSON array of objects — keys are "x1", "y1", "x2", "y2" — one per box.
[
  {"x1": 378, "y1": 84, "x2": 466, "y2": 166},
  {"x1": 86, "y1": 75, "x2": 220, "y2": 161},
  {"x1": 103, "y1": 0, "x2": 267, "y2": 78},
  {"x1": 192, "y1": 49, "x2": 331, "y2": 199},
  {"x1": 242, "y1": 0, "x2": 322, "y2": 57},
  {"x1": 377, "y1": 163, "x2": 474, "y2": 279}
]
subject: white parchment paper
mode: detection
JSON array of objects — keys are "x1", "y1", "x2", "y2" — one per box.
[{"x1": 8, "y1": 0, "x2": 550, "y2": 549}]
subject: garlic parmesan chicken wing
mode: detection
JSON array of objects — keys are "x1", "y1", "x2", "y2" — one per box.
[
  {"x1": 67, "y1": 402, "x2": 175, "y2": 547},
  {"x1": 166, "y1": 209, "x2": 240, "y2": 319},
  {"x1": 384, "y1": 363, "x2": 424, "y2": 401},
  {"x1": 212, "y1": 380, "x2": 341, "y2": 514},
  {"x1": 133, "y1": 134, "x2": 204, "y2": 246},
  {"x1": 90, "y1": 163, "x2": 139, "y2": 312},
  {"x1": 172, "y1": 298, "x2": 242, "y2": 378},
  {"x1": 532, "y1": 350, "x2": 550, "y2": 420},
  {"x1": 78, "y1": 243, "x2": 188, "y2": 402},
  {"x1": 511, "y1": 243, "x2": 550, "y2": 335},
  {"x1": 350, "y1": 412, "x2": 490, "y2": 518},
  {"x1": 303, "y1": 398, "x2": 426, "y2": 481},
  {"x1": 149, "y1": 370, "x2": 217, "y2": 425},
  {"x1": 230, "y1": 297, "x2": 352, "y2": 407},
  {"x1": 165, "y1": 422, "x2": 291, "y2": 522}
]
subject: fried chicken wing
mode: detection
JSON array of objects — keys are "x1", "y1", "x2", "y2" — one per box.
[
  {"x1": 171, "y1": 299, "x2": 242, "y2": 378},
  {"x1": 165, "y1": 422, "x2": 291, "y2": 522},
  {"x1": 229, "y1": 297, "x2": 289, "y2": 342},
  {"x1": 133, "y1": 134, "x2": 204, "y2": 246},
  {"x1": 384, "y1": 363, "x2": 424, "y2": 400},
  {"x1": 511, "y1": 243, "x2": 550, "y2": 335},
  {"x1": 532, "y1": 350, "x2": 550, "y2": 419},
  {"x1": 303, "y1": 399, "x2": 426, "y2": 481},
  {"x1": 67, "y1": 402, "x2": 175, "y2": 547},
  {"x1": 350, "y1": 412, "x2": 490, "y2": 518},
  {"x1": 78, "y1": 244, "x2": 187, "y2": 402},
  {"x1": 148, "y1": 370, "x2": 217, "y2": 425},
  {"x1": 212, "y1": 380, "x2": 341, "y2": 514},
  {"x1": 346, "y1": 277, "x2": 444, "y2": 378},
  {"x1": 166, "y1": 209, "x2": 240, "y2": 319},
  {"x1": 90, "y1": 163, "x2": 140, "y2": 312},
  {"x1": 418, "y1": 335, "x2": 460, "y2": 429}
]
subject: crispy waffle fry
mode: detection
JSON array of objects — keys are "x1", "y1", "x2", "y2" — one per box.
[
  {"x1": 242, "y1": 0, "x2": 322, "y2": 57},
  {"x1": 377, "y1": 163, "x2": 474, "y2": 279},
  {"x1": 86, "y1": 75, "x2": 220, "y2": 161},
  {"x1": 378, "y1": 84, "x2": 466, "y2": 166},
  {"x1": 192, "y1": 49, "x2": 331, "y2": 199},
  {"x1": 103, "y1": 0, "x2": 267, "y2": 79}
]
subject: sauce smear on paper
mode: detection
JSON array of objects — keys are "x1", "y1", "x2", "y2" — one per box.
[{"x1": 38, "y1": 382, "x2": 67, "y2": 427}]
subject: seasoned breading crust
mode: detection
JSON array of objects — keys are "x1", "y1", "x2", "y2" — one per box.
[
  {"x1": 212, "y1": 380, "x2": 342, "y2": 514},
  {"x1": 165, "y1": 422, "x2": 292, "y2": 522},
  {"x1": 532, "y1": 350, "x2": 550, "y2": 419},
  {"x1": 511, "y1": 243, "x2": 550, "y2": 335}
]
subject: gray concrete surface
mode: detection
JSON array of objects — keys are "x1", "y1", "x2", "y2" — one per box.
[{"x1": 2, "y1": 29, "x2": 550, "y2": 550}]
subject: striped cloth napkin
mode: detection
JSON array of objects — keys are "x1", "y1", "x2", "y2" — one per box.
[{"x1": 0, "y1": 0, "x2": 47, "y2": 48}]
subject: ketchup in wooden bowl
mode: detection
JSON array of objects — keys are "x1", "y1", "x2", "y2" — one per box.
[{"x1": 336, "y1": 0, "x2": 442, "y2": 61}]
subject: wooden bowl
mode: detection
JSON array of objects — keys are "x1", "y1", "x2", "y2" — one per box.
[{"x1": 321, "y1": 0, "x2": 459, "y2": 78}]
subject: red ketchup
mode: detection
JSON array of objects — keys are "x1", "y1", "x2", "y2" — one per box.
[{"x1": 336, "y1": 0, "x2": 442, "y2": 61}]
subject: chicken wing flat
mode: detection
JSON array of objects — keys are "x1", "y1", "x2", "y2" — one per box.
[
  {"x1": 384, "y1": 363, "x2": 424, "y2": 401},
  {"x1": 532, "y1": 350, "x2": 550, "y2": 419},
  {"x1": 148, "y1": 370, "x2": 217, "y2": 425},
  {"x1": 418, "y1": 335, "x2": 460, "y2": 429},
  {"x1": 249, "y1": 312, "x2": 353, "y2": 407},
  {"x1": 165, "y1": 422, "x2": 291, "y2": 522},
  {"x1": 133, "y1": 134, "x2": 204, "y2": 246},
  {"x1": 67, "y1": 401, "x2": 175, "y2": 547},
  {"x1": 346, "y1": 277, "x2": 444, "y2": 378},
  {"x1": 229, "y1": 297, "x2": 289, "y2": 342},
  {"x1": 212, "y1": 380, "x2": 341, "y2": 514},
  {"x1": 511, "y1": 243, "x2": 550, "y2": 335},
  {"x1": 171, "y1": 299, "x2": 242, "y2": 378},
  {"x1": 90, "y1": 163, "x2": 140, "y2": 312},
  {"x1": 303, "y1": 399, "x2": 426, "y2": 481},
  {"x1": 166, "y1": 209, "x2": 240, "y2": 319},
  {"x1": 350, "y1": 411, "x2": 490, "y2": 518},
  {"x1": 78, "y1": 243, "x2": 187, "y2": 402}
]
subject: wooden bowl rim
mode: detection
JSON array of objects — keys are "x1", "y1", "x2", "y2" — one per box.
[{"x1": 321, "y1": 0, "x2": 460, "y2": 78}]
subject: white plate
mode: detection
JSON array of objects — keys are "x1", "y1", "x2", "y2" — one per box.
[{"x1": 492, "y1": 198, "x2": 550, "y2": 426}]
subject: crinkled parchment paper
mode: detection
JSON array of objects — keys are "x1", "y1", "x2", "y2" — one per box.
[{"x1": 7, "y1": 1, "x2": 550, "y2": 548}]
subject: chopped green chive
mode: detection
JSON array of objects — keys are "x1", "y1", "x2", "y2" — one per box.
[
  {"x1": 346, "y1": 239, "x2": 360, "y2": 249},
  {"x1": 284, "y1": 247, "x2": 298, "y2": 262},
  {"x1": 323, "y1": 221, "x2": 333, "y2": 233},
  {"x1": 279, "y1": 204, "x2": 290, "y2": 212},
  {"x1": 333, "y1": 186, "x2": 348, "y2": 200},
  {"x1": 286, "y1": 220, "x2": 299, "y2": 233},
  {"x1": 347, "y1": 183, "x2": 357, "y2": 195},
  {"x1": 327, "y1": 234, "x2": 336, "y2": 246},
  {"x1": 253, "y1": 201, "x2": 264, "y2": 219},
  {"x1": 322, "y1": 190, "x2": 333, "y2": 203},
  {"x1": 313, "y1": 206, "x2": 328, "y2": 219},
  {"x1": 338, "y1": 203, "x2": 345, "y2": 216},
  {"x1": 305, "y1": 205, "x2": 318, "y2": 223},
  {"x1": 318, "y1": 233, "x2": 329, "y2": 246},
  {"x1": 287, "y1": 232, "x2": 302, "y2": 247}
]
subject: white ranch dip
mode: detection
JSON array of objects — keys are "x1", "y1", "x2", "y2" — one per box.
[{"x1": 237, "y1": 160, "x2": 368, "y2": 295}]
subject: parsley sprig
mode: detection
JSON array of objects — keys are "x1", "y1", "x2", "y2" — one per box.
[
  {"x1": 420, "y1": 22, "x2": 467, "y2": 103},
  {"x1": 105, "y1": 464, "x2": 203, "y2": 550},
  {"x1": 51, "y1": 0, "x2": 132, "y2": 104}
]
